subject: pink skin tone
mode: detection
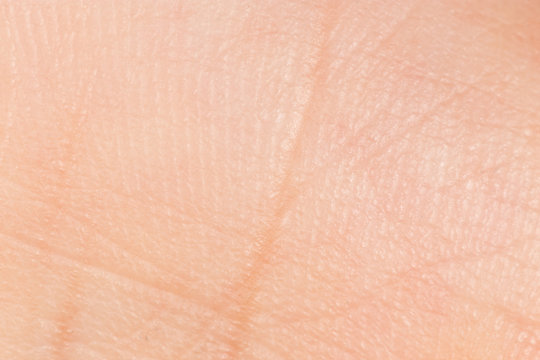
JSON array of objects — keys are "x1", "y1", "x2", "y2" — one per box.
[{"x1": 0, "y1": 1, "x2": 539, "y2": 359}]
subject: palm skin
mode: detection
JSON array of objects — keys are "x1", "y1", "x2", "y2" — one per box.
[{"x1": 0, "y1": 1, "x2": 539, "y2": 359}]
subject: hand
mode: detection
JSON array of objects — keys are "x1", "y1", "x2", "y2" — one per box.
[{"x1": 1, "y1": 1, "x2": 538, "y2": 359}]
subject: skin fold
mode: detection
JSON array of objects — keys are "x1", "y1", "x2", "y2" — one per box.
[{"x1": 0, "y1": 0, "x2": 539, "y2": 359}]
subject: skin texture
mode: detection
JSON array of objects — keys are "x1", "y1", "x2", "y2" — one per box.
[{"x1": 0, "y1": 0, "x2": 539, "y2": 359}]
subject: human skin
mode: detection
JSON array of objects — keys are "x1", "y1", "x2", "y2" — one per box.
[{"x1": 0, "y1": 0, "x2": 539, "y2": 359}]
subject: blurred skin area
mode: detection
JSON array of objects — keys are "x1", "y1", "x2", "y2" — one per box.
[{"x1": 0, "y1": 0, "x2": 539, "y2": 359}]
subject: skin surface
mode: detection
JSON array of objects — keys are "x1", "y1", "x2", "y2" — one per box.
[{"x1": 0, "y1": 0, "x2": 539, "y2": 359}]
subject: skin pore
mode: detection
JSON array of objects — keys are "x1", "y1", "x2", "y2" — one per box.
[{"x1": 0, "y1": 0, "x2": 539, "y2": 359}]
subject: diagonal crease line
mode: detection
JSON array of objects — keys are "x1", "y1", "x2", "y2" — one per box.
[
  {"x1": 223, "y1": 2, "x2": 344, "y2": 359},
  {"x1": 292, "y1": 85, "x2": 476, "y2": 198},
  {"x1": 0, "y1": 231, "x2": 222, "y2": 316},
  {"x1": 177, "y1": 3, "x2": 344, "y2": 359},
  {"x1": 327, "y1": 0, "x2": 423, "y2": 86}
]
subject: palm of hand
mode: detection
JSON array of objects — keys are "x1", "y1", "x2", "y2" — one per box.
[{"x1": 0, "y1": 1, "x2": 539, "y2": 359}]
